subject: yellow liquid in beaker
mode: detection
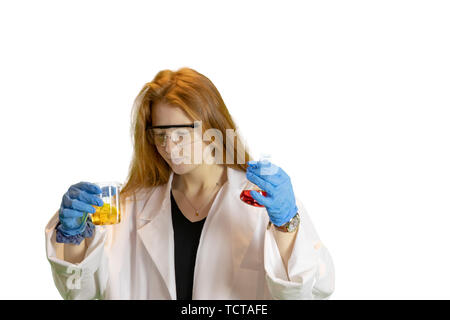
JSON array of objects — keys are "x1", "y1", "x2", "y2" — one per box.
[{"x1": 91, "y1": 203, "x2": 121, "y2": 225}]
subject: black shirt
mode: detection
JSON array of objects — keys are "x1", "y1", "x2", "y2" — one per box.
[{"x1": 170, "y1": 189, "x2": 206, "y2": 300}]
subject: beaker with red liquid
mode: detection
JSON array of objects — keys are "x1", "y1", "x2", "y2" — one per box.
[
  {"x1": 240, "y1": 179, "x2": 267, "y2": 207},
  {"x1": 240, "y1": 155, "x2": 274, "y2": 207}
]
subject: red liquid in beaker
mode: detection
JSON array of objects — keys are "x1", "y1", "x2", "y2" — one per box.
[{"x1": 240, "y1": 190, "x2": 268, "y2": 207}]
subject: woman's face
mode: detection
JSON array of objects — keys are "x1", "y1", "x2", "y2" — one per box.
[{"x1": 151, "y1": 102, "x2": 206, "y2": 175}]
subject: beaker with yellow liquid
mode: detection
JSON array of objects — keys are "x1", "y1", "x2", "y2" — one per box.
[{"x1": 89, "y1": 182, "x2": 122, "y2": 225}]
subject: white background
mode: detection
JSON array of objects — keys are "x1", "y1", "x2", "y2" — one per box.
[{"x1": 0, "y1": 0, "x2": 449, "y2": 299}]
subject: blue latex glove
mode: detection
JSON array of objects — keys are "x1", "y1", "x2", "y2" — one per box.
[
  {"x1": 246, "y1": 160, "x2": 298, "y2": 227},
  {"x1": 57, "y1": 182, "x2": 104, "y2": 236}
]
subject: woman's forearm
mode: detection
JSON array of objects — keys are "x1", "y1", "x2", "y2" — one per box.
[{"x1": 64, "y1": 239, "x2": 87, "y2": 264}]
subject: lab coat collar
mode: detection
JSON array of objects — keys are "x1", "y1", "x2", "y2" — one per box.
[
  {"x1": 136, "y1": 166, "x2": 246, "y2": 221},
  {"x1": 136, "y1": 166, "x2": 248, "y2": 300}
]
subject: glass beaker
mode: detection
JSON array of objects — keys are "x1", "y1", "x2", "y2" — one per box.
[
  {"x1": 240, "y1": 154, "x2": 273, "y2": 207},
  {"x1": 240, "y1": 179, "x2": 268, "y2": 207},
  {"x1": 90, "y1": 181, "x2": 122, "y2": 225}
]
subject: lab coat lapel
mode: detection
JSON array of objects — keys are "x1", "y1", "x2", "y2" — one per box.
[
  {"x1": 136, "y1": 171, "x2": 176, "y2": 300},
  {"x1": 192, "y1": 166, "x2": 263, "y2": 299}
]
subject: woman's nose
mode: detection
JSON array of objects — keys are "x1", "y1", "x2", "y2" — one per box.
[
  {"x1": 164, "y1": 136, "x2": 176, "y2": 153},
  {"x1": 165, "y1": 135, "x2": 187, "y2": 159}
]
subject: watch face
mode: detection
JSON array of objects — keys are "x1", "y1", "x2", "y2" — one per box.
[{"x1": 287, "y1": 215, "x2": 300, "y2": 232}]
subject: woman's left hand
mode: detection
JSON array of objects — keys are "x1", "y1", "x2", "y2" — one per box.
[{"x1": 246, "y1": 160, "x2": 298, "y2": 227}]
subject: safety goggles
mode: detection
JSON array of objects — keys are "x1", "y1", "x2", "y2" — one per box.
[{"x1": 148, "y1": 123, "x2": 199, "y2": 147}]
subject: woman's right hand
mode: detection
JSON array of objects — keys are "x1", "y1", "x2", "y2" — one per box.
[{"x1": 58, "y1": 182, "x2": 104, "y2": 236}]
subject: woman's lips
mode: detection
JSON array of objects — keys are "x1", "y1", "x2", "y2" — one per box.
[{"x1": 170, "y1": 157, "x2": 187, "y2": 163}]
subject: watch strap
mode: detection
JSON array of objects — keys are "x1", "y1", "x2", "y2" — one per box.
[{"x1": 268, "y1": 212, "x2": 300, "y2": 233}]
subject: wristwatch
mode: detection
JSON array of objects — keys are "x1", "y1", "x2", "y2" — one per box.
[{"x1": 269, "y1": 212, "x2": 300, "y2": 233}]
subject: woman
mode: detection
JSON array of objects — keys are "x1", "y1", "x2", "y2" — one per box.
[{"x1": 45, "y1": 67, "x2": 335, "y2": 299}]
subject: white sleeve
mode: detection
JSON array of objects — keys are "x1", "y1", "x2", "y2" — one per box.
[
  {"x1": 264, "y1": 200, "x2": 335, "y2": 300},
  {"x1": 45, "y1": 211, "x2": 110, "y2": 300}
]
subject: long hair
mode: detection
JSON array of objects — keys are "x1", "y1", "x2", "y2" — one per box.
[{"x1": 120, "y1": 67, "x2": 253, "y2": 198}]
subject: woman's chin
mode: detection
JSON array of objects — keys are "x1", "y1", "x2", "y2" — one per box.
[{"x1": 169, "y1": 160, "x2": 196, "y2": 175}]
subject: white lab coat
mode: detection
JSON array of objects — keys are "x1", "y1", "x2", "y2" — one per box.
[{"x1": 45, "y1": 166, "x2": 335, "y2": 299}]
